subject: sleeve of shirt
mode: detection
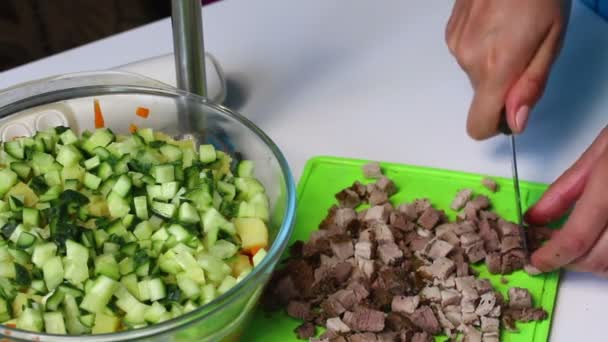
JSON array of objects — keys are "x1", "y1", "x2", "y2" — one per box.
[{"x1": 581, "y1": 0, "x2": 608, "y2": 19}]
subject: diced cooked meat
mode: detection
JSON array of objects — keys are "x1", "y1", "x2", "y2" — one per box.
[
  {"x1": 391, "y1": 295, "x2": 420, "y2": 314},
  {"x1": 435, "y1": 275, "x2": 456, "y2": 288},
  {"x1": 421, "y1": 286, "x2": 441, "y2": 302},
  {"x1": 498, "y1": 220, "x2": 521, "y2": 237},
  {"x1": 463, "y1": 203, "x2": 479, "y2": 221},
  {"x1": 336, "y1": 188, "x2": 361, "y2": 208},
  {"x1": 343, "y1": 308, "x2": 386, "y2": 332},
  {"x1": 444, "y1": 308, "x2": 463, "y2": 327},
  {"x1": 376, "y1": 331, "x2": 399, "y2": 342},
  {"x1": 333, "y1": 262, "x2": 353, "y2": 283},
  {"x1": 411, "y1": 332, "x2": 433, "y2": 342},
  {"x1": 414, "y1": 198, "x2": 432, "y2": 213},
  {"x1": 365, "y1": 205, "x2": 390, "y2": 223},
  {"x1": 481, "y1": 178, "x2": 498, "y2": 192},
  {"x1": 501, "y1": 249, "x2": 526, "y2": 274},
  {"x1": 377, "y1": 242, "x2": 403, "y2": 265},
  {"x1": 411, "y1": 306, "x2": 441, "y2": 334},
  {"x1": 330, "y1": 237, "x2": 355, "y2": 260},
  {"x1": 508, "y1": 287, "x2": 533, "y2": 309},
  {"x1": 425, "y1": 239, "x2": 455, "y2": 260},
  {"x1": 437, "y1": 230, "x2": 461, "y2": 246},
  {"x1": 452, "y1": 252, "x2": 470, "y2": 277},
  {"x1": 363, "y1": 162, "x2": 383, "y2": 178},
  {"x1": 441, "y1": 289, "x2": 462, "y2": 307},
  {"x1": 348, "y1": 282, "x2": 370, "y2": 301},
  {"x1": 489, "y1": 305, "x2": 501, "y2": 318},
  {"x1": 326, "y1": 317, "x2": 351, "y2": 333},
  {"x1": 469, "y1": 196, "x2": 490, "y2": 210},
  {"x1": 480, "y1": 316, "x2": 499, "y2": 333},
  {"x1": 464, "y1": 241, "x2": 486, "y2": 263},
  {"x1": 434, "y1": 304, "x2": 455, "y2": 331},
  {"x1": 462, "y1": 325, "x2": 482, "y2": 342},
  {"x1": 335, "y1": 208, "x2": 357, "y2": 228},
  {"x1": 398, "y1": 203, "x2": 418, "y2": 220},
  {"x1": 371, "y1": 221, "x2": 394, "y2": 242},
  {"x1": 321, "y1": 297, "x2": 346, "y2": 317},
  {"x1": 454, "y1": 221, "x2": 476, "y2": 236},
  {"x1": 504, "y1": 307, "x2": 548, "y2": 322},
  {"x1": 462, "y1": 312, "x2": 480, "y2": 325},
  {"x1": 356, "y1": 258, "x2": 376, "y2": 279},
  {"x1": 369, "y1": 189, "x2": 389, "y2": 206},
  {"x1": 475, "y1": 292, "x2": 496, "y2": 316},
  {"x1": 485, "y1": 253, "x2": 501, "y2": 274},
  {"x1": 455, "y1": 276, "x2": 478, "y2": 297},
  {"x1": 451, "y1": 188, "x2": 473, "y2": 211},
  {"x1": 287, "y1": 301, "x2": 311, "y2": 320},
  {"x1": 460, "y1": 232, "x2": 481, "y2": 246},
  {"x1": 478, "y1": 219, "x2": 500, "y2": 252},
  {"x1": 376, "y1": 176, "x2": 397, "y2": 196},
  {"x1": 417, "y1": 207, "x2": 441, "y2": 230},
  {"x1": 500, "y1": 236, "x2": 523, "y2": 253},
  {"x1": 275, "y1": 275, "x2": 299, "y2": 304},
  {"x1": 475, "y1": 279, "x2": 493, "y2": 294},
  {"x1": 461, "y1": 297, "x2": 478, "y2": 314},
  {"x1": 355, "y1": 241, "x2": 374, "y2": 260},
  {"x1": 423, "y1": 257, "x2": 456, "y2": 280},
  {"x1": 350, "y1": 333, "x2": 379, "y2": 342},
  {"x1": 294, "y1": 322, "x2": 316, "y2": 339},
  {"x1": 482, "y1": 332, "x2": 500, "y2": 342}
]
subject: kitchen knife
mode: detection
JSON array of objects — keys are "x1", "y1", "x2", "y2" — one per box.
[{"x1": 498, "y1": 111, "x2": 529, "y2": 256}]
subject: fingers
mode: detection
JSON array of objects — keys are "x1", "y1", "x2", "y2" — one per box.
[
  {"x1": 466, "y1": 81, "x2": 507, "y2": 140},
  {"x1": 531, "y1": 146, "x2": 608, "y2": 272},
  {"x1": 525, "y1": 127, "x2": 608, "y2": 225},
  {"x1": 567, "y1": 222, "x2": 608, "y2": 274},
  {"x1": 504, "y1": 21, "x2": 564, "y2": 133},
  {"x1": 446, "y1": 0, "x2": 473, "y2": 55}
]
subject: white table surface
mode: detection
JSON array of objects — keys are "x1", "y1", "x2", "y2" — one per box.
[{"x1": 1, "y1": 0, "x2": 608, "y2": 340}]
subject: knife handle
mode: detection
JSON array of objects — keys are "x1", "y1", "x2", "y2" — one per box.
[{"x1": 498, "y1": 107, "x2": 513, "y2": 136}]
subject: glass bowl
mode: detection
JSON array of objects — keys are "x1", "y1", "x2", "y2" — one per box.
[{"x1": 0, "y1": 71, "x2": 297, "y2": 341}]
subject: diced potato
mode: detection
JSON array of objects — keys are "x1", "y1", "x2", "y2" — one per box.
[
  {"x1": 5, "y1": 182, "x2": 38, "y2": 207},
  {"x1": 230, "y1": 254, "x2": 252, "y2": 277},
  {"x1": 234, "y1": 217, "x2": 268, "y2": 252}
]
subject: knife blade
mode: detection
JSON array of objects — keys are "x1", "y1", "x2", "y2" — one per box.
[{"x1": 498, "y1": 111, "x2": 529, "y2": 257}]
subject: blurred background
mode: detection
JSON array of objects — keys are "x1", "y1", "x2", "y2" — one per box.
[{"x1": 0, "y1": 0, "x2": 217, "y2": 72}]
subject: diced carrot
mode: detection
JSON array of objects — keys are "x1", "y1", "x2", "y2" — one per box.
[
  {"x1": 94, "y1": 99, "x2": 105, "y2": 128},
  {"x1": 5, "y1": 323, "x2": 15, "y2": 328},
  {"x1": 136, "y1": 106, "x2": 150, "y2": 118},
  {"x1": 242, "y1": 245, "x2": 265, "y2": 257},
  {"x1": 129, "y1": 124, "x2": 138, "y2": 133}
]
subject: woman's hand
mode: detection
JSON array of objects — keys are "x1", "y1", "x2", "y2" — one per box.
[
  {"x1": 526, "y1": 127, "x2": 608, "y2": 275},
  {"x1": 445, "y1": 0, "x2": 570, "y2": 140}
]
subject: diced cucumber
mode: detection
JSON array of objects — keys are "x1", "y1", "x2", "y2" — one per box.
[
  {"x1": 63, "y1": 294, "x2": 89, "y2": 334},
  {"x1": 0, "y1": 168, "x2": 18, "y2": 197},
  {"x1": 160, "y1": 144, "x2": 183, "y2": 163},
  {"x1": 118, "y1": 257, "x2": 135, "y2": 275},
  {"x1": 144, "y1": 301, "x2": 167, "y2": 323},
  {"x1": 82, "y1": 128, "x2": 114, "y2": 154},
  {"x1": 80, "y1": 275, "x2": 118, "y2": 313},
  {"x1": 16, "y1": 231, "x2": 36, "y2": 248},
  {"x1": 133, "y1": 221, "x2": 154, "y2": 240},
  {"x1": 56, "y1": 145, "x2": 82, "y2": 167},
  {"x1": 16, "y1": 307, "x2": 43, "y2": 332},
  {"x1": 44, "y1": 311, "x2": 67, "y2": 334},
  {"x1": 91, "y1": 312, "x2": 120, "y2": 334},
  {"x1": 5, "y1": 140, "x2": 24, "y2": 160},
  {"x1": 83, "y1": 172, "x2": 101, "y2": 190},
  {"x1": 178, "y1": 202, "x2": 200, "y2": 224},
  {"x1": 252, "y1": 248, "x2": 267, "y2": 267},
  {"x1": 43, "y1": 256, "x2": 64, "y2": 291},
  {"x1": 151, "y1": 164, "x2": 175, "y2": 183},
  {"x1": 112, "y1": 174, "x2": 132, "y2": 197},
  {"x1": 209, "y1": 240, "x2": 238, "y2": 260},
  {"x1": 107, "y1": 192, "x2": 130, "y2": 218},
  {"x1": 44, "y1": 289, "x2": 65, "y2": 311},
  {"x1": 59, "y1": 129, "x2": 78, "y2": 145},
  {"x1": 201, "y1": 284, "x2": 216, "y2": 304},
  {"x1": 79, "y1": 314, "x2": 95, "y2": 328},
  {"x1": 10, "y1": 162, "x2": 31, "y2": 180},
  {"x1": 236, "y1": 160, "x2": 254, "y2": 177},
  {"x1": 133, "y1": 196, "x2": 149, "y2": 220},
  {"x1": 217, "y1": 276, "x2": 237, "y2": 295},
  {"x1": 32, "y1": 242, "x2": 57, "y2": 268},
  {"x1": 97, "y1": 162, "x2": 113, "y2": 180},
  {"x1": 95, "y1": 254, "x2": 120, "y2": 280},
  {"x1": 199, "y1": 144, "x2": 216, "y2": 163},
  {"x1": 176, "y1": 273, "x2": 200, "y2": 299},
  {"x1": 151, "y1": 201, "x2": 176, "y2": 219}
]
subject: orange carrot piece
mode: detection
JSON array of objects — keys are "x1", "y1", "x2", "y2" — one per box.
[
  {"x1": 94, "y1": 99, "x2": 105, "y2": 128},
  {"x1": 136, "y1": 106, "x2": 150, "y2": 118},
  {"x1": 129, "y1": 124, "x2": 138, "y2": 133}
]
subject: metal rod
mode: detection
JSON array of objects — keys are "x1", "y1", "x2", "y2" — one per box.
[{"x1": 171, "y1": 0, "x2": 207, "y2": 97}]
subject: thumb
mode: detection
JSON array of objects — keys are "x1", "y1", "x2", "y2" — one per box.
[{"x1": 505, "y1": 22, "x2": 564, "y2": 133}]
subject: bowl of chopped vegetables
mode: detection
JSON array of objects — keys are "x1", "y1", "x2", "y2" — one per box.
[{"x1": 0, "y1": 71, "x2": 297, "y2": 341}]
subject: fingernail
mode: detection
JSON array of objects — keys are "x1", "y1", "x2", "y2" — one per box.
[{"x1": 515, "y1": 105, "x2": 530, "y2": 132}]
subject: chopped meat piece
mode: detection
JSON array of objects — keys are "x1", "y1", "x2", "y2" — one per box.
[
  {"x1": 498, "y1": 220, "x2": 520, "y2": 237},
  {"x1": 482, "y1": 332, "x2": 500, "y2": 342},
  {"x1": 470, "y1": 196, "x2": 490, "y2": 210},
  {"x1": 464, "y1": 241, "x2": 486, "y2": 263},
  {"x1": 410, "y1": 237, "x2": 430, "y2": 252},
  {"x1": 326, "y1": 317, "x2": 351, "y2": 333},
  {"x1": 385, "y1": 312, "x2": 413, "y2": 331},
  {"x1": 411, "y1": 306, "x2": 441, "y2": 334},
  {"x1": 508, "y1": 287, "x2": 533, "y2": 309},
  {"x1": 351, "y1": 181, "x2": 368, "y2": 197},
  {"x1": 440, "y1": 289, "x2": 462, "y2": 307},
  {"x1": 421, "y1": 286, "x2": 441, "y2": 302},
  {"x1": 336, "y1": 188, "x2": 361, "y2": 208},
  {"x1": 414, "y1": 198, "x2": 432, "y2": 213},
  {"x1": 365, "y1": 205, "x2": 390, "y2": 223},
  {"x1": 294, "y1": 322, "x2": 316, "y2": 339},
  {"x1": 455, "y1": 277, "x2": 478, "y2": 298},
  {"x1": 461, "y1": 297, "x2": 478, "y2": 314},
  {"x1": 362, "y1": 162, "x2": 383, "y2": 178},
  {"x1": 452, "y1": 253, "x2": 470, "y2": 277},
  {"x1": 451, "y1": 188, "x2": 473, "y2": 211},
  {"x1": 350, "y1": 333, "x2": 379, "y2": 342},
  {"x1": 460, "y1": 232, "x2": 482, "y2": 246},
  {"x1": 437, "y1": 230, "x2": 461, "y2": 246},
  {"x1": 366, "y1": 183, "x2": 377, "y2": 196},
  {"x1": 475, "y1": 292, "x2": 496, "y2": 316},
  {"x1": 524, "y1": 264, "x2": 542, "y2": 275},
  {"x1": 461, "y1": 325, "x2": 482, "y2": 342},
  {"x1": 371, "y1": 221, "x2": 394, "y2": 242},
  {"x1": 454, "y1": 221, "x2": 477, "y2": 236},
  {"x1": 425, "y1": 239, "x2": 455, "y2": 260},
  {"x1": 417, "y1": 207, "x2": 441, "y2": 230},
  {"x1": 275, "y1": 275, "x2": 299, "y2": 304},
  {"x1": 478, "y1": 219, "x2": 500, "y2": 252},
  {"x1": 425, "y1": 257, "x2": 456, "y2": 280},
  {"x1": 481, "y1": 178, "x2": 498, "y2": 192},
  {"x1": 335, "y1": 208, "x2": 357, "y2": 228},
  {"x1": 435, "y1": 275, "x2": 456, "y2": 288},
  {"x1": 376, "y1": 176, "x2": 397, "y2": 196},
  {"x1": 485, "y1": 253, "x2": 501, "y2": 274},
  {"x1": 462, "y1": 312, "x2": 480, "y2": 325},
  {"x1": 444, "y1": 309, "x2": 463, "y2": 326},
  {"x1": 392, "y1": 295, "x2": 420, "y2": 314},
  {"x1": 479, "y1": 210, "x2": 499, "y2": 221},
  {"x1": 501, "y1": 249, "x2": 526, "y2": 274},
  {"x1": 321, "y1": 297, "x2": 346, "y2": 317},
  {"x1": 377, "y1": 242, "x2": 403, "y2": 265},
  {"x1": 359, "y1": 229, "x2": 373, "y2": 242},
  {"x1": 356, "y1": 258, "x2": 376, "y2": 279},
  {"x1": 488, "y1": 304, "x2": 501, "y2": 318},
  {"x1": 411, "y1": 332, "x2": 433, "y2": 342},
  {"x1": 343, "y1": 308, "x2": 386, "y2": 332},
  {"x1": 354, "y1": 241, "x2": 374, "y2": 260},
  {"x1": 330, "y1": 238, "x2": 355, "y2": 260},
  {"x1": 376, "y1": 332, "x2": 399, "y2": 342},
  {"x1": 369, "y1": 189, "x2": 389, "y2": 206},
  {"x1": 435, "y1": 222, "x2": 458, "y2": 235},
  {"x1": 480, "y1": 316, "x2": 499, "y2": 333},
  {"x1": 475, "y1": 279, "x2": 493, "y2": 294},
  {"x1": 333, "y1": 262, "x2": 353, "y2": 283},
  {"x1": 500, "y1": 235, "x2": 523, "y2": 253},
  {"x1": 398, "y1": 203, "x2": 418, "y2": 220},
  {"x1": 348, "y1": 282, "x2": 370, "y2": 301},
  {"x1": 504, "y1": 307, "x2": 548, "y2": 322},
  {"x1": 287, "y1": 301, "x2": 311, "y2": 320},
  {"x1": 416, "y1": 227, "x2": 433, "y2": 238},
  {"x1": 433, "y1": 304, "x2": 455, "y2": 331},
  {"x1": 389, "y1": 212, "x2": 411, "y2": 231},
  {"x1": 463, "y1": 203, "x2": 479, "y2": 221}
]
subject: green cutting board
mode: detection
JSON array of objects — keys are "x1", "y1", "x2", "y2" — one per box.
[{"x1": 242, "y1": 156, "x2": 560, "y2": 342}]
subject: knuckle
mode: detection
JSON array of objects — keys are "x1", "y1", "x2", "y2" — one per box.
[
  {"x1": 524, "y1": 74, "x2": 548, "y2": 98},
  {"x1": 454, "y1": 44, "x2": 477, "y2": 70}
]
